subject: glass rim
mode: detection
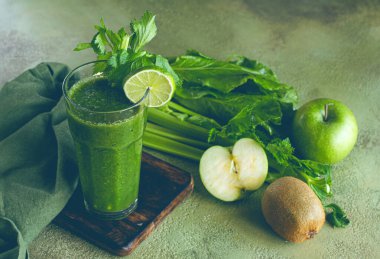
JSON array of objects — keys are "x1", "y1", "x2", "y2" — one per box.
[{"x1": 62, "y1": 60, "x2": 149, "y2": 114}]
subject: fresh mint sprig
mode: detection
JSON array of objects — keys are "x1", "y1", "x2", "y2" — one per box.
[{"x1": 74, "y1": 11, "x2": 180, "y2": 87}]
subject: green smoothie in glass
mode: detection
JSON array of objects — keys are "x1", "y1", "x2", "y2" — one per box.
[{"x1": 63, "y1": 61, "x2": 148, "y2": 220}]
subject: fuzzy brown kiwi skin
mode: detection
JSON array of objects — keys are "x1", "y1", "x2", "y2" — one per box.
[{"x1": 261, "y1": 176, "x2": 325, "y2": 243}]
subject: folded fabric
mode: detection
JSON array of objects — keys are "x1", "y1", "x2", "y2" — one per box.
[{"x1": 0, "y1": 63, "x2": 79, "y2": 259}]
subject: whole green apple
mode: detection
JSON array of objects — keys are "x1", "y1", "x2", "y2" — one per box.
[{"x1": 292, "y1": 98, "x2": 358, "y2": 164}]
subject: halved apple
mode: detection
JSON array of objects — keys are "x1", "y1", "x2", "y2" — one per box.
[{"x1": 199, "y1": 138, "x2": 268, "y2": 202}]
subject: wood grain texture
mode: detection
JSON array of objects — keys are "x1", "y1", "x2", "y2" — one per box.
[{"x1": 54, "y1": 152, "x2": 194, "y2": 256}]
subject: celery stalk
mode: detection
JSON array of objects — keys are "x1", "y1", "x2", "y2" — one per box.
[
  {"x1": 146, "y1": 123, "x2": 211, "y2": 149},
  {"x1": 147, "y1": 108, "x2": 210, "y2": 141},
  {"x1": 168, "y1": 102, "x2": 204, "y2": 117},
  {"x1": 143, "y1": 131, "x2": 203, "y2": 161}
]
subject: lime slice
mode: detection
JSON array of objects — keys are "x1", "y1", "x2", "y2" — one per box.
[{"x1": 123, "y1": 69, "x2": 175, "y2": 107}]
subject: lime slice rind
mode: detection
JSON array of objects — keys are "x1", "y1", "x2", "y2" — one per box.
[{"x1": 123, "y1": 69, "x2": 175, "y2": 108}]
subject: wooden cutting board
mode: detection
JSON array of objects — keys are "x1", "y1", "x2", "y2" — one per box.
[{"x1": 54, "y1": 152, "x2": 194, "y2": 256}]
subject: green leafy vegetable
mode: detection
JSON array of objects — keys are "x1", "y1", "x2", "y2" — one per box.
[
  {"x1": 216, "y1": 99, "x2": 283, "y2": 141},
  {"x1": 265, "y1": 138, "x2": 332, "y2": 200},
  {"x1": 172, "y1": 52, "x2": 297, "y2": 127},
  {"x1": 73, "y1": 42, "x2": 92, "y2": 51},
  {"x1": 325, "y1": 203, "x2": 350, "y2": 228},
  {"x1": 172, "y1": 51, "x2": 297, "y2": 104},
  {"x1": 129, "y1": 12, "x2": 157, "y2": 52},
  {"x1": 172, "y1": 52, "x2": 276, "y2": 94}
]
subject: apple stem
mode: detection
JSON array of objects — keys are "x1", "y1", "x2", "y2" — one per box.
[
  {"x1": 324, "y1": 104, "x2": 328, "y2": 121},
  {"x1": 323, "y1": 103, "x2": 333, "y2": 121},
  {"x1": 323, "y1": 104, "x2": 332, "y2": 122}
]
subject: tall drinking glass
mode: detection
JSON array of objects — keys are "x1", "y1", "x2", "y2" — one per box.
[{"x1": 63, "y1": 61, "x2": 148, "y2": 220}]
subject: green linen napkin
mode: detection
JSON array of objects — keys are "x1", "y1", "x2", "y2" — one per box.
[{"x1": 0, "y1": 63, "x2": 79, "y2": 259}]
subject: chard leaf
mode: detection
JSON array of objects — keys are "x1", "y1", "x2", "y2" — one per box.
[{"x1": 130, "y1": 11, "x2": 157, "y2": 52}]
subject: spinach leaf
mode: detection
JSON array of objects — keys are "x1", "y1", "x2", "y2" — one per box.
[
  {"x1": 175, "y1": 93, "x2": 262, "y2": 124},
  {"x1": 214, "y1": 99, "x2": 283, "y2": 142},
  {"x1": 230, "y1": 56, "x2": 277, "y2": 81},
  {"x1": 172, "y1": 54, "x2": 263, "y2": 93},
  {"x1": 172, "y1": 51, "x2": 298, "y2": 107}
]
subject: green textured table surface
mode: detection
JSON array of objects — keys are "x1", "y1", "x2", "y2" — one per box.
[{"x1": 1, "y1": 0, "x2": 379, "y2": 258}]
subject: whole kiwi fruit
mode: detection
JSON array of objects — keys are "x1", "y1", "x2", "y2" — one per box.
[{"x1": 261, "y1": 176, "x2": 325, "y2": 243}]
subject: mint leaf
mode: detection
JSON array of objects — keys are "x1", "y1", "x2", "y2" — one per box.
[
  {"x1": 118, "y1": 27, "x2": 127, "y2": 37},
  {"x1": 73, "y1": 13, "x2": 180, "y2": 88},
  {"x1": 117, "y1": 27, "x2": 130, "y2": 50},
  {"x1": 108, "y1": 53, "x2": 122, "y2": 68},
  {"x1": 106, "y1": 52, "x2": 155, "y2": 87},
  {"x1": 105, "y1": 29, "x2": 121, "y2": 48},
  {"x1": 94, "y1": 53, "x2": 112, "y2": 73},
  {"x1": 130, "y1": 54, "x2": 155, "y2": 71},
  {"x1": 155, "y1": 55, "x2": 181, "y2": 86},
  {"x1": 90, "y1": 33, "x2": 105, "y2": 54},
  {"x1": 74, "y1": 42, "x2": 92, "y2": 51},
  {"x1": 120, "y1": 34, "x2": 130, "y2": 50},
  {"x1": 130, "y1": 11, "x2": 157, "y2": 52}
]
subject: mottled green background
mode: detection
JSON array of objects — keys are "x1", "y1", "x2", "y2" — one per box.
[{"x1": 1, "y1": 0, "x2": 379, "y2": 258}]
